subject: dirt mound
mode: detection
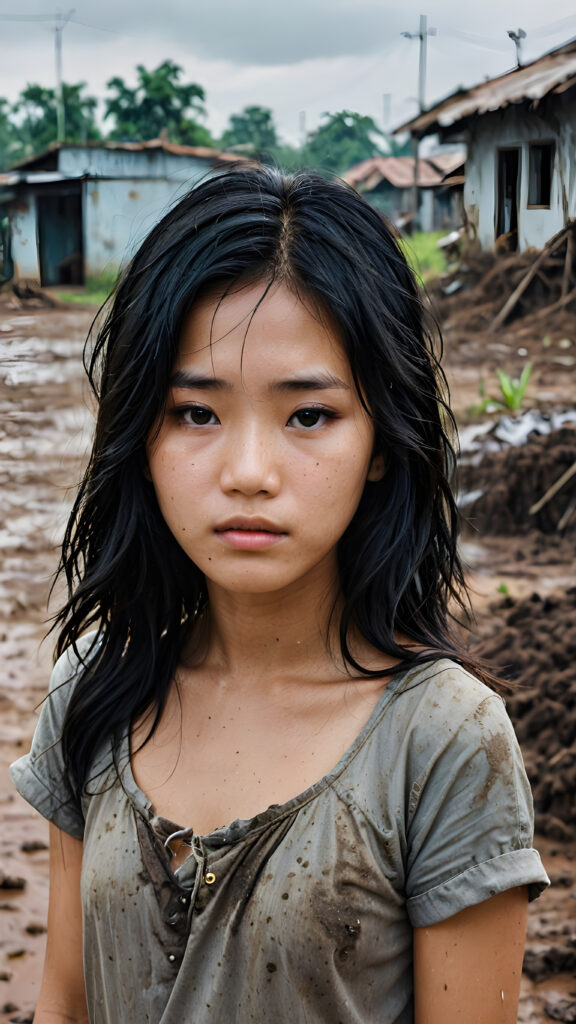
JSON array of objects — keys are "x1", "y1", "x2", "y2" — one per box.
[
  {"x1": 460, "y1": 426, "x2": 576, "y2": 535},
  {"x1": 473, "y1": 588, "x2": 576, "y2": 840}
]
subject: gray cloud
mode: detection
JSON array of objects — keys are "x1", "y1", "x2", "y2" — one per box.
[
  {"x1": 0, "y1": 0, "x2": 412, "y2": 65},
  {"x1": 1, "y1": 0, "x2": 576, "y2": 142},
  {"x1": 2, "y1": 1, "x2": 576, "y2": 73}
]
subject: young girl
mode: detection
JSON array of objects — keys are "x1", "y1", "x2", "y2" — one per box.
[{"x1": 11, "y1": 165, "x2": 548, "y2": 1024}]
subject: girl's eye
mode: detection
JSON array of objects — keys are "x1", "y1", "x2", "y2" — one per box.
[
  {"x1": 288, "y1": 408, "x2": 334, "y2": 429},
  {"x1": 180, "y1": 406, "x2": 219, "y2": 426}
]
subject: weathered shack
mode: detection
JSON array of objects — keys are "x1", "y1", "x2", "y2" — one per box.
[
  {"x1": 342, "y1": 153, "x2": 464, "y2": 232},
  {"x1": 0, "y1": 140, "x2": 244, "y2": 286},
  {"x1": 394, "y1": 38, "x2": 576, "y2": 252}
]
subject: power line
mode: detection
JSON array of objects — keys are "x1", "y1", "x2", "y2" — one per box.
[{"x1": 441, "y1": 15, "x2": 576, "y2": 52}]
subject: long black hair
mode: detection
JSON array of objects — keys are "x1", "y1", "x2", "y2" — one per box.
[{"x1": 54, "y1": 164, "x2": 475, "y2": 792}]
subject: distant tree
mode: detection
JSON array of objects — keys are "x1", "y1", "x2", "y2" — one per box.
[
  {"x1": 220, "y1": 106, "x2": 278, "y2": 154},
  {"x1": 9, "y1": 82, "x2": 100, "y2": 161},
  {"x1": 18, "y1": 83, "x2": 98, "y2": 152},
  {"x1": 270, "y1": 143, "x2": 311, "y2": 173},
  {"x1": 105, "y1": 61, "x2": 212, "y2": 145},
  {"x1": 305, "y1": 110, "x2": 384, "y2": 175},
  {"x1": 0, "y1": 98, "x2": 16, "y2": 170}
]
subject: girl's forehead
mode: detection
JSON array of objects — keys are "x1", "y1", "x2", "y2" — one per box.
[{"x1": 175, "y1": 282, "x2": 351, "y2": 378}]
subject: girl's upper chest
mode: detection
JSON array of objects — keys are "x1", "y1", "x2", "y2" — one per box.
[{"x1": 130, "y1": 667, "x2": 391, "y2": 838}]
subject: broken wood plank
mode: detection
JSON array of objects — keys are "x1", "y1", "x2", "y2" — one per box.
[
  {"x1": 490, "y1": 228, "x2": 569, "y2": 331},
  {"x1": 561, "y1": 228, "x2": 575, "y2": 298},
  {"x1": 529, "y1": 460, "x2": 576, "y2": 515}
]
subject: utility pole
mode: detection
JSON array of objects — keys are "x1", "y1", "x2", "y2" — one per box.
[
  {"x1": 55, "y1": 9, "x2": 75, "y2": 142},
  {"x1": 299, "y1": 110, "x2": 307, "y2": 150},
  {"x1": 0, "y1": 10, "x2": 76, "y2": 144},
  {"x1": 401, "y1": 15, "x2": 436, "y2": 229},
  {"x1": 507, "y1": 28, "x2": 526, "y2": 68}
]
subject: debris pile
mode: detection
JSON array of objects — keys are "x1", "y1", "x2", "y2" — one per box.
[
  {"x1": 0, "y1": 281, "x2": 58, "y2": 311},
  {"x1": 431, "y1": 221, "x2": 576, "y2": 333},
  {"x1": 474, "y1": 587, "x2": 576, "y2": 841},
  {"x1": 459, "y1": 425, "x2": 576, "y2": 535}
]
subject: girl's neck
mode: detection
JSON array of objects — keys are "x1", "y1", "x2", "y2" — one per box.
[{"x1": 183, "y1": 573, "x2": 346, "y2": 686}]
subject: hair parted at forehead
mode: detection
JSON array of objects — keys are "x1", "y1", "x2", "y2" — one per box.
[
  {"x1": 90, "y1": 163, "x2": 439, "y2": 459},
  {"x1": 56, "y1": 163, "x2": 473, "y2": 792}
]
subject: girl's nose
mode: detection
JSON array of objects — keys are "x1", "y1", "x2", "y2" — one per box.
[{"x1": 219, "y1": 423, "x2": 281, "y2": 496}]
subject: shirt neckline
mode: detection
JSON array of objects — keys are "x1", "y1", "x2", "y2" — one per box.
[{"x1": 117, "y1": 660, "x2": 432, "y2": 845}]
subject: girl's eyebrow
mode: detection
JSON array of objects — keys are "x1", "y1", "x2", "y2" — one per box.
[
  {"x1": 169, "y1": 370, "x2": 351, "y2": 392},
  {"x1": 272, "y1": 373, "x2": 351, "y2": 392},
  {"x1": 170, "y1": 370, "x2": 229, "y2": 390}
]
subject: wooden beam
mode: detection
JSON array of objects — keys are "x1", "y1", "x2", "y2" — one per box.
[
  {"x1": 529, "y1": 461, "x2": 576, "y2": 515},
  {"x1": 490, "y1": 227, "x2": 569, "y2": 331},
  {"x1": 561, "y1": 227, "x2": 575, "y2": 298}
]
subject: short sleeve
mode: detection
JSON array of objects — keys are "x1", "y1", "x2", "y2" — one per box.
[
  {"x1": 404, "y1": 685, "x2": 549, "y2": 927},
  {"x1": 9, "y1": 636, "x2": 98, "y2": 840}
]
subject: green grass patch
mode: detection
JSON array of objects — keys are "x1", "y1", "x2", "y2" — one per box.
[
  {"x1": 58, "y1": 289, "x2": 110, "y2": 306},
  {"x1": 58, "y1": 270, "x2": 118, "y2": 307},
  {"x1": 399, "y1": 232, "x2": 446, "y2": 282}
]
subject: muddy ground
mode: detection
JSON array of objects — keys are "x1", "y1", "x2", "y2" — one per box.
[{"x1": 0, "y1": 287, "x2": 574, "y2": 1022}]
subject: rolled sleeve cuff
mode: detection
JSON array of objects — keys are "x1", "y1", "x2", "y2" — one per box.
[
  {"x1": 10, "y1": 755, "x2": 85, "y2": 840},
  {"x1": 408, "y1": 848, "x2": 550, "y2": 927}
]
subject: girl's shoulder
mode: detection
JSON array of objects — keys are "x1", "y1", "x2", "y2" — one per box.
[
  {"x1": 48, "y1": 630, "x2": 102, "y2": 696},
  {"x1": 9, "y1": 632, "x2": 102, "y2": 840},
  {"x1": 392, "y1": 657, "x2": 505, "y2": 723},
  {"x1": 350, "y1": 657, "x2": 516, "y2": 794}
]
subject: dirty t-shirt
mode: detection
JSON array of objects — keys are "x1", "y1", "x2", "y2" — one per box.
[{"x1": 10, "y1": 642, "x2": 549, "y2": 1024}]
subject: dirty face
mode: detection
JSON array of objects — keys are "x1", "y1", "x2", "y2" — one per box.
[{"x1": 146, "y1": 282, "x2": 382, "y2": 600}]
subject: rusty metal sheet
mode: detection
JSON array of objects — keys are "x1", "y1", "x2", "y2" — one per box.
[{"x1": 395, "y1": 40, "x2": 576, "y2": 135}]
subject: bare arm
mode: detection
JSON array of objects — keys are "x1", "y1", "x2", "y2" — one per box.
[
  {"x1": 413, "y1": 887, "x2": 528, "y2": 1024},
  {"x1": 34, "y1": 823, "x2": 89, "y2": 1024}
]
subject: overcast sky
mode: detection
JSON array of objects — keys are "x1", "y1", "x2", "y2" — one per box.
[{"x1": 1, "y1": 0, "x2": 576, "y2": 145}]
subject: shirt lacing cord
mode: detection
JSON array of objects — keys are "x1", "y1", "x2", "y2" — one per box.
[
  {"x1": 162, "y1": 827, "x2": 210, "y2": 965},
  {"x1": 164, "y1": 826, "x2": 209, "y2": 907}
]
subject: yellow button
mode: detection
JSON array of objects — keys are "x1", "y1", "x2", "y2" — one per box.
[{"x1": 205, "y1": 872, "x2": 216, "y2": 885}]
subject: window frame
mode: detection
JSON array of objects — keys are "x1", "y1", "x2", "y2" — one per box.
[{"x1": 526, "y1": 141, "x2": 555, "y2": 210}]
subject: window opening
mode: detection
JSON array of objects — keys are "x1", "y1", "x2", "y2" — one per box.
[
  {"x1": 528, "y1": 143, "x2": 554, "y2": 207},
  {"x1": 496, "y1": 148, "x2": 520, "y2": 247}
]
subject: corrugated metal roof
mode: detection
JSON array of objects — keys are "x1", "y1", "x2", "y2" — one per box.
[
  {"x1": 394, "y1": 36, "x2": 576, "y2": 136},
  {"x1": 343, "y1": 155, "x2": 462, "y2": 190},
  {"x1": 12, "y1": 138, "x2": 248, "y2": 171}
]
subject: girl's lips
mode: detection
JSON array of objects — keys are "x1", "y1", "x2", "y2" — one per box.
[{"x1": 215, "y1": 528, "x2": 286, "y2": 551}]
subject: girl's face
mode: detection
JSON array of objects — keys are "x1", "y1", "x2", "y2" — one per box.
[{"x1": 147, "y1": 282, "x2": 382, "y2": 601}]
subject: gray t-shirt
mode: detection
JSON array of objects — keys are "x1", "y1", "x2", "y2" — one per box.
[{"x1": 11, "y1": 642, "x2": 549, "y2": 1024}]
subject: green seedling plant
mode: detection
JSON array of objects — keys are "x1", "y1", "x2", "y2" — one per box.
[
  {"x1": 496, "y1": 362, "x2": 533, "y2": 411},
  {"x1": 471, "y1": 362, "x2": 533, "y2": 415}
]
